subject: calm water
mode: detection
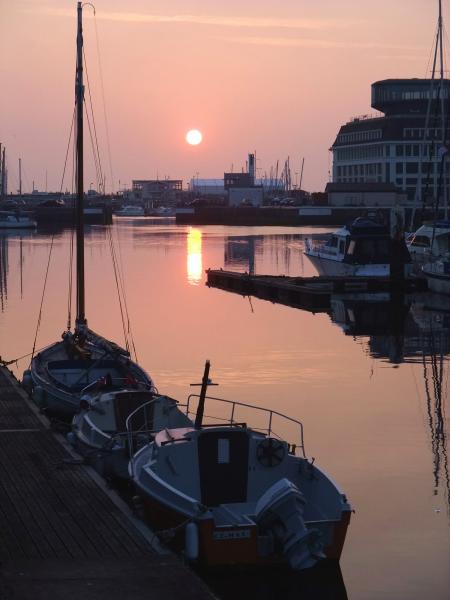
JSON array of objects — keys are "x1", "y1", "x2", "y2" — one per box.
[{"x1": 0, "y1": 219, "x2": 449, "y2": 599}]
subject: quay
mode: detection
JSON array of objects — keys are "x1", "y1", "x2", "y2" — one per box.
[
  {"x1": 206, "y1": 269, "x2": 427, "y2": 312},
  {"x1": 0, "y1": 367, "x2": 214, "y2": 600},
  {"x1": 34, "y1": 205, "x2": 113, "y2": 225}
]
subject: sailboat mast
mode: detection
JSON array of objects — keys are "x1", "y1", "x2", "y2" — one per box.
[{"x1": 75, "y1": 1, "x2": 86, "y2": 326}]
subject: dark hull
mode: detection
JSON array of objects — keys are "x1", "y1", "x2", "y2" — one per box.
[{"x1": 135, "y1": 483, "x2": 352, "y2": 569}]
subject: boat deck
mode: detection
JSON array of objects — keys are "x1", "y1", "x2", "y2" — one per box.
[{"x1": 0, "y1": 367, "x2": 213, "y2": 599}]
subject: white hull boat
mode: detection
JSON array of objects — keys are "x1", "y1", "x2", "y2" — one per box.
[
  {"x1": 407, "y1": 221, "x2": 450, "y2": 268},
  {"x1": 304, "y1": 218, "x2": 411, "y2": 277},
  {"x1": 129, "y1": 362, "x2": 351, "y2": 570},
  {"x1": 422, "y1": 255, "x2": 450, "y2": 295},
  {"x1": 0, "y1": 213, "x2": 37, "y2": 229},
  {"x1": 70, "y1": 389, "x2": 192, "y2": 479},
  {"x1": 115, "y1": 206, "x2": 145, "y2": 217}
]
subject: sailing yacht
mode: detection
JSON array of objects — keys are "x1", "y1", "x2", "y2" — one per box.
[{"x1": 23, "y1": 3, "x2": 155, "y2": 417}]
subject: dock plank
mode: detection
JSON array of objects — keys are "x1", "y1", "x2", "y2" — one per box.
[{"x1": 0, "y1": 366, "x2": 215, "y2": 600}]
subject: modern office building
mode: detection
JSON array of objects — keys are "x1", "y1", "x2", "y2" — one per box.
[{"x1": 331, "y1": 79, "x2": 450, "y2": 206}]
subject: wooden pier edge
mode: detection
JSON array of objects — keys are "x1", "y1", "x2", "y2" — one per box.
[
  {"x1": 0, "y1": 366, "x2": 216, "y2": 600},
  {"x1": 2, "y1": 367, "x2": 168, "y2": 555}
]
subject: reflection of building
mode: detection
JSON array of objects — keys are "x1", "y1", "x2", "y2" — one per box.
[
  {"x1": 331, "y1": 79, "x2": 450, "y2": 203},
  {"x1": 187, "y1": 228, "x2": 202, "y2": 285},
  {"x1": 224, "y1": 236, "x2": 256, "y2": 274}
]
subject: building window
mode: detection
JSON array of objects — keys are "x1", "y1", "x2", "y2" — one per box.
[
  {"x1": 396, "y1": 145, "x2": 404, "y2": 157},
  {"x1": 406, "y1": 162, "x2": 418, "y2": 174},
  {"x1": 396, "y1": 163, "x2": 404, "y2": 174}
]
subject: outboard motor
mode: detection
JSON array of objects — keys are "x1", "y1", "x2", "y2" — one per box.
[{"x1": 255, "y1": 478, "x2": 325, "y2": 570}]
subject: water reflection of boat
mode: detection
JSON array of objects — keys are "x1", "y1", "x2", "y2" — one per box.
[
  {"x1": 202, "y1": 561, "x2": 348, "y2": 600},
  {"x1": 330, "y1": 293, "x2": 450, "y2": 364},
  {"x1": 408, "y1": 298, "x2": 450, "y2": 517}
]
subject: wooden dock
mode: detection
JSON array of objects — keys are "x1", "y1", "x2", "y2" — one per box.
[
  {"x1": 206, "y1": 269, "x2": 427, "y2": 312},
  {"x1": 0, "y1": 367, "x2": 214, "y2": 600}
]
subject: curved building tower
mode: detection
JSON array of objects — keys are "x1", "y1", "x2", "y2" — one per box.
[{"x1": 331, "y1": 79, "x2": 450, "y2": 209}]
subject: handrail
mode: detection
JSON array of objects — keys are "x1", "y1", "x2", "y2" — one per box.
[
  {"x1": 126, "y1": 398, "x2": 189, "y2": 477},
  {"x1": 186, "y1": 394, "x2": 306, "y2": 457}
]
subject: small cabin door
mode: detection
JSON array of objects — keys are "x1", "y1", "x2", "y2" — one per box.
[{"x1": 198, "y1": 430, "x2": 249, "y2": 506}]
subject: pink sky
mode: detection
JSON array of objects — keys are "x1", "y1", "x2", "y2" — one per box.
[{"x1": 0, "y1": 0, "x2": 441, "y2": 194}]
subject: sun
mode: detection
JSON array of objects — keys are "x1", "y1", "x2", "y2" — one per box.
[{"x1": 186, "y1": 129, "x2": 203, "y2": 146}]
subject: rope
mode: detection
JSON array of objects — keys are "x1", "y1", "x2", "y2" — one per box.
[
  {"x1": 31, "y1": 109, "x2": 75, "y2": 363},
  {"x1": 83, "y1": 48, "x2": 105, "y2": 192},
  {"x1": 0, "y1": 343, "x2": 54, "y2": 367},
  {"x1": 106, "y1": 227, "x2": 130, "y2": 354},
  {"x1": 109, "y1": 225, "x2": 139, "y2": 362},
  {"x1": 94, "y1": 14, "x2": 115, "y2": 193}
]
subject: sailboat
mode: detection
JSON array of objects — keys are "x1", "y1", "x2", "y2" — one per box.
[
  {"x1": 23, "y1": 3, "x2": 155, "y2": 417},
  {"x1": 407, "y1": 0, "x2": 450, "y2": 288}
]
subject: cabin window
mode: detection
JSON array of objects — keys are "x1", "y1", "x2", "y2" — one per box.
[
  {"x1": 326, "y1": 236, "x2": 338, "y2": 248},
  {"x1": 217, "y1": 438, "x2": 230, "y2": 464},
  {"x1": 339, "y1": 240, "x2": 346, "y2": 254},
  {"x1": 410, "y1": 235, "x2": 430, "y2": 247}
]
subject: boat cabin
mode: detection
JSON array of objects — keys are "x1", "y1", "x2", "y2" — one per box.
[
  {"x1": 148, "y1": 425, "x2": 342, "y2": 524},
  {"x1": 315, "y1": 218, "x2": 410, "y2": 265}
]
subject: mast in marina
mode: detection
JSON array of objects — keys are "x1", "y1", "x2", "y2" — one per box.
[{"x1": 75, "y1": 1, "x2": 86, "y2": 327}]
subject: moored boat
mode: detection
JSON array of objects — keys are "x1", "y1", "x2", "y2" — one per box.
[
  {"x1": 422, "y1": 254, "x2": 450, "y2": 295},
  {"x1": 115, "y1": 205, "x2": 145, "y2": 216},
  {"x1": 70, "y1": 387, "x2": 192, "y2": 479},
  {"x1": 128, "y1": 362, "x2": 351, "y2": 570},
  {"x1": 0, "y1": 211, "x2": 37, "y2": 229},
  {"x1": 304, "y1": 217, "x2": 411, "y2": 277},
  {"x1": 407, "y1": 221, "x2": 450, "y2": 264},
  {"x1": 23, "y1": 3, "x2": 155, "y2": 418}
]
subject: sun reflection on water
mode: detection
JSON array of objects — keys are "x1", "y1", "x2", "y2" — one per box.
[{"x1": 187, "y1": 227, "x2": 202, "y2": 285}]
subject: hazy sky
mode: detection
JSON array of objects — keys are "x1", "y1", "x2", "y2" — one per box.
[{"x1": 0, "y1": 0, "x2": 443, "y2": 193}]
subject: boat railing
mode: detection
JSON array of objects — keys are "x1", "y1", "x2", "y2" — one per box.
[
  {"x1": 186, "y1": 394, "x2": 306, "y2": 457},
  {"x1": 125, "y1": 398, "x2": 189, "y2": 470},
  {"x1": 80, "y1": 377, "x2": 154, "y2": 396}
]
